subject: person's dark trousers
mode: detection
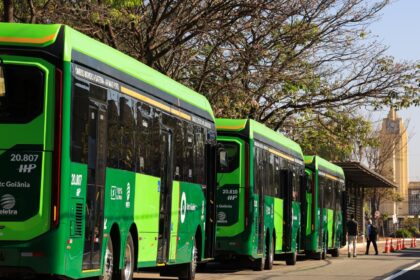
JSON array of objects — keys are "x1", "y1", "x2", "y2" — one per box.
[{"x1": 365, "y1": 236, "x2": 378, "y2": 255}]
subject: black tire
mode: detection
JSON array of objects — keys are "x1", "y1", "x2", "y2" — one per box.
[
  {"x1": 119, "y1": 233, "x2": 135, "y2": 280},
  {"x1": 100, "y1": 238, "x2": 114, "y2": 280},
  {"x1": 313, "y1": 251, "x2": 322, "y2": 260},
  {"x1": 285, "y1": 250, "x2": 297, "y2": 265},
  {"x1": 322, "y1": 234, "x2": 327, "y2": 260},
  {"x1": 321, "y1": 246, "x2": 327, "y2": 260},
  {"x1": 252, "y1": 256, "x2": 264, "y2": 271},
  {"x1": 264, "y1": 236, "x2": 274, "y2": 270},
  {"x1": 179, "y1": 238, "x2": 198, "y2": 280},
  {"x1": 331, "y1": 248, "x2": 339, "y2": 257}
]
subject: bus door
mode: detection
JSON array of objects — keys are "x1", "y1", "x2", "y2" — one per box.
[
  {"x1": 281, "y1": 169, "x2": 293, "y2": 252},
  {"x1": 317, "y1": 175, "x2": 324, "y2": 250},
  {"x1": 256, "y1": 151, "x2": 265, "y2": 255},
  {"x1": 299, "y1": 173, "x2": 308, "y2": 250},
  {"x1": 157, "y1": 128, "x2": 174, "y2": 263},
  {"x1": 82, "y1": 100, "x2": 107, "y2": 270},
  {"x1": 204, "y1": 141, "x2": 217, "y2": 258}
]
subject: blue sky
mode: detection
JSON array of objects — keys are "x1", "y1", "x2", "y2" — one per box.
[{"x1": 369, "y1": 0, "x2": 420, "y2": 181}]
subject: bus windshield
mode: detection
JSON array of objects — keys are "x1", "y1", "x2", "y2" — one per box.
[
  {"x1": 217, "y1": 141, "x2": 240, "y2": 173},
  {"x1": 0, "y1": 64, "x2": 44, "y2": 123}
]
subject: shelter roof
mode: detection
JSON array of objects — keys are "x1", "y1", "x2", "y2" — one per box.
[{"x1": 334, "y1": 161, "x2": 397, "y2": 188}]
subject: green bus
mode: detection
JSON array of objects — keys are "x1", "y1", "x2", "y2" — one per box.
[
  {"x1": 0, "y1": 23, "x2": 217, "y2": 280},
  {"x1": 303, "y1": 156, "x2": 346, "y2": 259},
  {"x1": 215, "y1": 119, "x2": 306, "y2": 270}
]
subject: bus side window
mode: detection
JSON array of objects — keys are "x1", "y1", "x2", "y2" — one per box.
[
  {"x1": 274, "y1": 156, "x2": 280, "y2": 197},
  {"x1": 194, "y1": 126, "x2": 205, "y2": 184},
  {"x1": 318, "y1": 176, "x2": 325, "y2": 209},
  {"x1": 173, "y1": 120, "x2": 184, "y2": 180},
  {"x1": 279, "y1": 158, "x2": 288, "y2": 199},
  {"x1": 184, "y1": 122, "x2": 194, "y2": 182},
  {"x1": 292, "y1": 166, "x2": 300, "y2": 202},
  {"x1": 150, "y1": 108, "x2": 161, "y2": 177},
  {"x1": 268, "y1": 153, "x2": 275, "y2": 196},
  {"x1": 136, "y1": 102, "x2": 152, "y2": 174},
  {"x1": 71, "y1": 81, "x2": 89, "y2": 163},
  {"x1": 262, "y1": 149, "x2": 269, "y2": 195},
  {"x1": 253, "y1": 146, "x2": 259, "y2": 194},
  {"x1": 107, "y1": 90, "x2": 120, "y2": 168},
  {"x1": 120, "y1": 96, "x2": 135, "y2": 171}
]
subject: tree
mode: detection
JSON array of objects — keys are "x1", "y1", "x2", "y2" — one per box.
[
  {"x1": 1, "y1": 0, "x2": 419, "y2": 159},
  {"x1": 2, "y1": 0, "x2": 13, "y2": 22}
]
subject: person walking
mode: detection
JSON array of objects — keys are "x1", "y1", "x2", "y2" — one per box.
[
  {"x1": 346, "y1": 214, "x2": 358, "y2": 257},
  {"x1": 365, "y1": 219, "x2": 378, "y2": 255}
]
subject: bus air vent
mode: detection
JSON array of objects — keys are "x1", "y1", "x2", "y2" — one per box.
[{"x1": 73, "y1": 203, "x2": 83, "y2": 237}]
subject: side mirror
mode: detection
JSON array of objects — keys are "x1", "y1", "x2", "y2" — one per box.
[{"x1": 218, "y1": 149, "x2": 228, "y2": 169}]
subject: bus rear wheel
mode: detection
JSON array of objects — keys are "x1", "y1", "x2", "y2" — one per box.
[
  {"x1": 252, "y1": 252, "x2": 265, "y2": 271},
  {"x1": 120, "y1": 233, "x2": 135, "y2": 280},
  {"x1": 331, "y1": 248, "x2": 339, "y2": 257},
  {"x1": 101, "y1": 238, "x2": 114, "y2": 280},
  {"x1": 264, "y1": 236, "x2": 274, "y2": 270},
  {"x1": 285, "y1": 250, "x2": 297, "y2": 265}
]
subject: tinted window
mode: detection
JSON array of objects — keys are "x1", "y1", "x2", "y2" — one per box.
[
  {"x1": 136, "y1": 102, "x2": 152, "y2": 174},
  {"x1": 194, "y1": 126, "x2": 205, "y2": 184},
  {"x1": 150, "y1": 108, "x2": 161, "y2": 177},
  {"x1": 107, "y1": 90, "x2": 120, "y2": 168},
  {"x1": 0, "y1": 65, "x2": 44, "y2": 123},
  {"x1": 184, "y1": 122, "x2": 194, "y2": 181},
  {"x1": 120, "y1": 96, "x2": 135, "y2": 171},
  {"x1": 173, "y1": 120, "x2": 184, "y2": 180},
  {"x1": 218, "y1": 141, "x2": 240, "y2": 173},
  {"x1": 292, "y1": 166, "x2": 300, "y2": 202},
  {"x1": 71, "y1": 81, "x2": 89, "y2": 163}
]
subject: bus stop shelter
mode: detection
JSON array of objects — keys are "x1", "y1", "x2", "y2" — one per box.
[{"x1": 334, "y1": 161, "x2": 397, "y2": 239}]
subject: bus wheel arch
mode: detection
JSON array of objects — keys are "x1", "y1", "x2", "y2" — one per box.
[
  {"x1": 108, "y1": 224, "x2": 121, "y2": 279},
  {"x1": 195, "y1": 226, "x2": 203, "y2": 262},
  {"x1": 129, "y1": 224, "x2": 139, "y2": 269}
]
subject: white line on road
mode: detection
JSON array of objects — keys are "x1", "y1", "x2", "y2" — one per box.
[{"x1": 382, "y1": 261, "x2": 420, "y2": 280}]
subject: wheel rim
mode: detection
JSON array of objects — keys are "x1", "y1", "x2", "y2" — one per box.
[
  {"x1": 103, "y1": 239, "x2": 113, "y2": 280},
  {"x1": 191, "y1": 241, "x2": 198, "y2": 277},
  {"x1": 123, "y1": 240, "x2": 133, "y2": 280},
  {"x1": 270, "y1": 241, "x2": 274, "y2": 264}
]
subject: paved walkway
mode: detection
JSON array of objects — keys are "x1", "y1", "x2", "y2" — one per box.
[{"x1": 340, "y1": 237, "x2": 418, "y2": 256}]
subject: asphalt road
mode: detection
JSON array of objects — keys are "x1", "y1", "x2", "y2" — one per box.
[{"x1": 134, "y1": 240, "x2": 420, "y2": 280}]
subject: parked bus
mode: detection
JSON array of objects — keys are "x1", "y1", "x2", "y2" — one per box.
[
  {"x1": 215, "y1": 119, "x2": 306, "y2": 270},
  {"x1": 0, "y1": 23, "x2": 217, "y2": 280},
  {"x1": 303, "y1": 156, "x2": 346, "y2": 259}
]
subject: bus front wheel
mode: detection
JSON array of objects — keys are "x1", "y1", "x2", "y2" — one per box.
[
  {"x1": 101, "y1": 238, "x2": 114, "y2": 280},
  {"x1": 179, "y1": 238, "x2": 198, "y2": 280}
]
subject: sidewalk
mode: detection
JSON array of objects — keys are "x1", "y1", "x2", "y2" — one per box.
[{"x1": 339, "y1": 237, "x2": 419, "y2": 256}]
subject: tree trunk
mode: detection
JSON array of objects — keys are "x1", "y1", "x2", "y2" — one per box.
[{"x1": 3, "y1": 0, "x2": 14, "y2": 22}]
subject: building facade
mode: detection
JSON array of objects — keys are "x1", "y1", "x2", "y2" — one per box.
[
  {"x1": 408, "y1": 182, "x2": 420, "y2": 216},
  {"x1": 379, "y1": 108, "x2": 409, "y2": 217}
]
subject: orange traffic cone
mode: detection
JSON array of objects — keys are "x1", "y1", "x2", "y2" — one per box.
[
  {"x1": 383, "y1": 238, "x2": 390, "y2": 253},
  {"x1": 411, "y1": 237, "x2": 415, "y2": 248},
  {"x1": 396, "y1": 238, "x2": 401, "y2": 250},
  {"x1": 402, "y1": 238, "x2": 406, "y2": 250},
  {"x1": 390, "y1": 238, "x2": 395, "y2": 252},
  {"x1": 415, "y1": 238, "x2": 417, "y2": 247}
]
